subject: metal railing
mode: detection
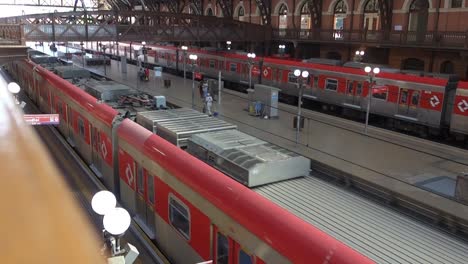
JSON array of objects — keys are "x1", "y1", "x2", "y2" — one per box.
[
  {"x1": 0, "y1": 24, "x2": 24, "y2": 45},
  {"x1": 273, "y1": 29, "x2": 468, "y2": 50},
  {"x1": 0, "y1": 11, "x2": 271, "y2": 42}
]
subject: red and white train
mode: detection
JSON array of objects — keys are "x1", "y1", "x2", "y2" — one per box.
[
  {"x1": 10, "y1": 59, "x2": 373, "y2": 263},
  {"x1": 102, "y1": 42, "x2": 468, "y2": 143}
]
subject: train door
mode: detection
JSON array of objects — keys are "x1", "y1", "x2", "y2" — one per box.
[
  {"x1": 136, "y1": 164, "x2": 156, "y2": 238},
  {"x1": 309, "y1": 75, "x2": 319, "y2": 98},
  {"x1": 213, "y1": 228, "x2": 254, "y2": 264},
  {"x1": 90, "y1": 126, "x2": 102, "y2": 177},
  {"x1": 397, "y1": 88, "x2": 420, "y2": 118},
  {"x1": 345, "y1": 80, "x2": 362, "y2": 107},
  {"x1": 67, "y1": 106, "x2": 75, "y2": 146}
]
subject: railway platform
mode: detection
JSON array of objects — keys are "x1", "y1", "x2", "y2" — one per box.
[{"x1": 35, "y1": 44, "x2": 468, "y2": 233}]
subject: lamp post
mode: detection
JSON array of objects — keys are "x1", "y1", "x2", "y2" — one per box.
[
  {"x1": 247, "y1": 52, "x2": 256, "y2": 90},
  {"x1": 189, "y1": 54, "x2": 198, "y2": 109},
  {"x1": 364, "y1": 66, "x2": 380, "y2": 135},
  {"x1": 141, "y1": 41, "x2": 147, "y2": 63},
  {"x1": 226, "y1": 41, "x2": 231, "y2": 50},
  {"x1": 80, "y1": 41, "x2": 85, "y2": 67},
  {"x1": 293, "y1": 69, "x2": 309, "y2": 144},
  {"x1": 102, "y1": 44, "x2": 107, "y2": 76},
  {"x1": 354, "y1": 50, "x2": 365, "y2": 62},
  {"x1": 278, "y1": 44, "x2": 286, "y2": 56},
  {"x1": 91, "y1": 191, "x2": 138, "y2": 262},
  {"x1": 181, "y1": 45, "x2": 188, "y2": 90}
]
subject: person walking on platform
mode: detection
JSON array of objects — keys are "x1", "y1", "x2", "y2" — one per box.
[
  {"x1": 144, "y1": 68, "x2": 150, "y2": 81},
  {"x1": 199, "y1": 81, "x2": 204, "y2": 99},
  {"x1": 205, "y1": 93, "x2": 213, "y2": 116}
]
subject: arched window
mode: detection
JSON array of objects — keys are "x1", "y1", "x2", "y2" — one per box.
[
  {"x1": 333, "y1": 0, "x2": 347, "y2": 35},
  {"x1": 335, "y1": 0, "x2": 347, "y2": 13},
  {"x1": 206, "y1": 8, "x2": 214, "y2": 16},
  {"x1": 402, "y1": 58, "x2": 425, "y2": 71},
  {"x1": 300, "y1": 2, "x2": 311, "y2": 31},
  {"x1": 451, "y1": 0, "x2": 462, "y2": 8},
  {"x1": 409, "y1": 0, "x2": 429, "y2": 33},
  {"x1": 278, "y1": 4, "x2": 288, "y2": 29},
  {"x1": 440, "y1": 60, "x2": 455, "y2": 74},
  {"x1": 363, "y1": 0, "x2": 379, "y2": 30},
  {"x1": 238, "y1": 6, "x2": 245, "y2": 21}
]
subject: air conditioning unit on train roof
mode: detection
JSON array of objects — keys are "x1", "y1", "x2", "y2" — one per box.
[{"x1": 187, "y1": 129, "x2": 310, "y2": 187}]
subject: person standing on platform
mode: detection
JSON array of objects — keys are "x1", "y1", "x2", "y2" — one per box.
[
  {"x1": 205, "y1": 93, "x2": 213, "y2": 116},
  {"x1": 144, "y1": 68, "x2": 150, "y2": 81}
]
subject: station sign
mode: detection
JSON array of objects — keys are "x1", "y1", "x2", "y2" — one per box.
[{"x1": 24, "y1": 114, "x2": 60, "y2": 126}]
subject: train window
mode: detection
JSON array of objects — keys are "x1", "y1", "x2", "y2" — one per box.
[
  {"x1": 411, "y1": 91, "x2": 420, "y2": 106},
  {"x1": 325, "y1": 79, "x2": 338, "y2": 91},
  {"x1": 239, "y1": 249, "x2": 252, "y2": 264},
  {"x1": 356, "y1": 83, "x2": 362, "y2": 95},
  {"x1": 169, "y1": 195, "x2": 190, "y2": 240},
  {"x1": 230, "y1": 63, "x2": 237, "y2": 72},
  {"x1": 209, "y1": 60, "x2": 216, "y2": 69},
  {"x1": 313, "y1": 76, "x2": 318, "y2": 88},
  {"x1": 288, "y1": 72, "x2": 298, "y2": 84},
  {"x1": 217, "y1": 233, "x2": 229, "y2": 264},
  {"x1": 68, "y1": 108, "x2": 73, "y2": 125},
  {"x1": 147, "y1": 174, "x2": 155, "y2": 205},
  {"x1": 372, "y1": 86, "x2": 388, "y2": 100},
  {"x1": 137, "y1": 164, "x2": 144, "y2": 195},
  {"x1": 346, "y1": 81, "x2": 353, "y2": 94},
  {"x1": 78, "y1": 117, "x2": 85, "y2": 138},
  {"x1": 400, "y1": 90, "x2": 408, "y2": 104},
  {"x1": 57, "y1": 102, "x2": 63, "y2": 116}
]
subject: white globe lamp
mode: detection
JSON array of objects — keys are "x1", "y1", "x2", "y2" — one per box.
[
  {"x1": 294, "y1": 69, "x2": 301, "y2": 77},
  {"x1": 7, "y1": 82, "x2": 20, "y2": 94},
  {"x1": 103, "y1": 207, "x2": 131, "y2": 235},
  {"x1": 91, "y1": 191, "x2": 117, "y2": 216}
]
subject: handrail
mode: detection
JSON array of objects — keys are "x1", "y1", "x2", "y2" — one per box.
[
  {"x1": 0, "y1": 73, "x2": 104, "y2": 263},
  {"x1": 272, "y1": 28, "x2": 468, "y2": 49}
]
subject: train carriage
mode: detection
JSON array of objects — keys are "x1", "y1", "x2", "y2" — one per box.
[
  {"x1": 15, "y1": 60, "x2": 120, "y2": 192},
  {"x1": 117, "y1": 119, "x2": 370, "y2": 264},
  {"x1": 451, "y1": 81, "x2": 468, "y2": 138}
]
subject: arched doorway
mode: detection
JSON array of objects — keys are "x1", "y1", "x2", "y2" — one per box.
[
  {"x1": 440, "y1": 60, "x2": 454, "y2": 74},
  {"x1": 333, "y1": 0, "x2": 347, "y2": 40},
  {"x1": 408, "y1": 0, "x2": 429, "y2": 42},
  {"x1": 237, "y1": 6, "x2": 245, "y2": 21},
  {"x1": 278, "y1": 4, "x2": 288, "y2": 30},
  {"x1": 402, "y1": 58, "x2": 425, "y2": 71},
  {"x1": 300, "y1": 2, "x2": 311, "y2": 38},
  {"x1": 206, "y1": 8, "x2": 214, "y2": 16},
  {"x1": 327, "y1": 51, "x2": 342, "y2": 60}
]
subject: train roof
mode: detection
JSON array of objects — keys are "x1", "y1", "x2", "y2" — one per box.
[
  {"x1": 117, "y1": 119, "x2": 372, "y2": 264},
  {"x1": 260, "y1": 56, "x2": 449, "y2": 86},
  {"x1": 303, "y1": 58, "x2": 343, "y2": 66},
  {"x1": 26, "y1": 60, "x2": 118, "y2": 126},
  {"x1": 255, "y1": 175, "x2": 468, "y2": 263},
  {"x1": 342, "y1": 62, "x2": 401, "y2": 73},
  {"x1": 458, "y1": 81, "x2": 468, "y2": 90}
]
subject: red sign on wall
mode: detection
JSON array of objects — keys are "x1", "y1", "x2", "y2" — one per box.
[
  {"x1": 195, "y1": 72, "x2": 203, "y2": 80},
  {"x1": 24, "y1": 114, "x2": 59, "y2": 125}
]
